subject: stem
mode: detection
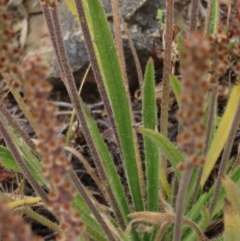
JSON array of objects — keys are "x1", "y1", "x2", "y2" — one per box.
[
  {"x1": 189, "y1": 0, "x2": 199, "y2": 34},
  {"x1": 69, "y1": 169, "x2": 118, "y2": 241},
  {"x1": 188, "y1": 89, "x2": 217, "y2": 210},
  {"x1": 204, "y1": 0, "x2": 213, "y2": 35},
  {"x1": 173, "y1": 161, "x2": 194, "y2": 241},
  {"x1": 171, "y1": 174, "x2": 179, "y2": 209},
  {"x1": 0, "y1": 100, "x2": 36, "y2": 152},
  {"x1": 2, "y1": 73, "x2": 38, "y2": 132},
  {"x1": 230, "y1": 151, "x2": 240, "y2": 173},
  {"x1": 160, "y1": 0, "x2": 174, "y2": 193},
  {"x1": 48, "y1": 5, "x2": 107, "y2": 189},
  {"x1": 73, "y1": 0, "x2": 142, "y2": 223},
  {"x1": 66, "y1": 64, "x2": 91, "y2": 145},
  {"x1": 64, "y1": 146, "x2": 106, "y2": 199},
  {"x1": 41, "y1": 2, "x2": 124, "y2": 230},
  {"x1": 23, "y1": 207, "x2": 60, "y2": 232},
  {"x1": 40, "y1": 4, "x2": 64, "y2": 74},
  {"x1": 0, "y1": 116, "x2": 48, "y2": 203},
  {"x1": 111, "y1": 0, "x2": 128, "y2": 86},
  {"x1": 0, "y1": 192, "x2": 60, "y2": 232},
  {"x1": 9, "y1": 197, "x2": 41, "y2": 209},
  {"x1": 74, "y1": 0, "x2": 122, "y2": 154},
  {"x1": 120, "y1": 14, "x2": 143, "y2": 88},
  {"x1": 110, "y1": 0, "x2": 145, "y2": 203},
  {"x1": 209, "y1": 101, "x2": 240, "y2": 216},
  {"x1": 156, "y1": 217, "x2": 206, "y2": 241},
  {"x1": 155, "y1": 221, "x2": 171, "y2": 241}
]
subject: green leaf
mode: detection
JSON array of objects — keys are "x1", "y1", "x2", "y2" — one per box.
[
  {"x1": 83, "y1": 0, "x2": 144, "y2": 211},
  {"x1": 142, "y1": 58, "x2": 159, "y2": 211},
  {"x1": 139, "y1": 128, "x2": 184, "y2": 179},
  {"x1": 185, "y1": 167, "x2": 200, "y2": 209},
  {"x1": 207, "y1": 0, "x2": 219, "y2": 35},
  {"x1": 0, "y1": 145, "x2": 46, "y2": 185},
  {"x1": 177, "y1": 34, "x2": 184, "y2": 65},
  {"x1": 170, "y1": 74, "x2": 182, "y2": 106},
  {"x1": 8, "y1": 127, "x2": 47, "y2": 185},
  {"x1": 201, "y1": 83, "x2": 240, "y2": 186},
  {"x1": 0, "y1": 145, "x2": 21, "y2": 172},
  {"x1": 73, "y1": 195, "x2": 108, "y2": 241},
  {"x1": 80, "y1": 99, "x2": 130, "y2": 225}
]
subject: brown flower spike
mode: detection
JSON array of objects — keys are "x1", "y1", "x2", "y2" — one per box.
[
  {"x1": 0, "y1": 0, "x2": 22, "y2": 77},
  {"x1": 173, "y1": 33, "x2": 211, "y2": 241},
  {"x1": 177, "y1": 33, "x2": 210, "y2": 166},
  {"x1": 0, "y1": 199, "x2": 41, "y2": 241},
  {"x1": 22, "y1": 55, "x2": 84, "y2": 241}
]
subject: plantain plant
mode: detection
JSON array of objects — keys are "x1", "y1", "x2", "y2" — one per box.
[{"x1": 1, "y1": 0, "x2": 240, "y2": 240}]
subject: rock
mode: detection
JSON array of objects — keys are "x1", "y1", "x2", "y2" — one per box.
[
  {"x1": 24, "y1": 0, "x2": 166, "y2": 89},
  {"x1": 101, "y1": 0, "x2": 147, "y2": 19}
]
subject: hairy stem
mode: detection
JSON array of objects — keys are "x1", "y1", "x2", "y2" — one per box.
[
  {"x1": 171, "y1": 174, "x2": 179, "y2": 209},
  {"x1": 231, "y1": 148, "x2": 240, "y2": 172},
  {"x1": 120, "y1": 14, "x2": 143, "y2": 88},
  {"x1": 189, "y1": 0, "x2": 199, "y2": 34},
  {"x1": 2, "y1": 73, "x2": 38, "y2": 131},
  {"x1": 209, "y1": 101, "x2": 240, "y2": 216},
  {"x1": 74, "y1": 0, "x2": 122, "y2": 155},
  {"x1": 47, "y1": 5, "x2": 107, "y2": 192},
  {"x1": 111, "y1": 0, "x2": 127, "y2": 86},
  {"x1": 0, "y1": 100, "x2": 36, "y2": 152},
  {"x1": 0, "y1": 117, "x2": 48, "y2": 203},
  {"x1": 66, "y1": 64, "x2": 91, "y2": 145},
  {"x1": 160, "y1": 0, "x2": 174, "y2": 193},
  {"x1": 204, "y1": 0, "x2": 213, "y2": 35},
  {"x1": 73, "y1": 0, "x2": 127, "y2": 227},
  {"x1": 41, "y1": 3, "x2": 124, "y2": 230},
  {"x1": 69, "y1": 169, "x2": 118, "y2": 241},
  {"x1": 173, "y1": 161, "x2": 194, "y2": 241},
  {"x1": 40, "y1": 4, "x2": 64, "y2": 74},
  {"x1": 110, "y1": 0, "x2": 146, "y2": 203}
]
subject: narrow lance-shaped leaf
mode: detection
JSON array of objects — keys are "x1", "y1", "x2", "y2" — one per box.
[
  {"x1": 82, "y1": 0, "x2": 144, "y2": 211},
  {"x1": 80, "y1": 99, "x2": 131, "y2": 225},
  {"x1": 139, "y1": 128, "x2": 184, "y2": 179},
  {"x1": 0, "y1": 145, "x2": 22, "y2": 172},
  {"x1": 0, "y1": 145, "x2": 46, "y2": 185},
  {"x1": 73, "y1": 195, "x2": 108, "y2": 241},
  {"x1": 142, "y1": 58, "x2": 159, "y2": 211},
  {"x1": 201, "y1": 83, "x2": 240, "y2": 186},
  {"x1": 177, "y1": 34, "x2": 184, "y2": 66},
  {"x1": 170, "y1": 74, "x2": 182, "y2": 106},
  {"x1": 207, "y1": 0, "x2": 219, "y2": 35},
  {"x1": 8, "y1": 127, "x2": 46, "y2": 185}
]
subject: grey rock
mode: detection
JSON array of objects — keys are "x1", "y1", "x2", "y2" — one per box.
[
  {"x1": 101, "y1": 0, "x2": 147, "y2": 19},
  {"x1": 26, "y1": 0, "x2": 165, "y2": 88}
]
